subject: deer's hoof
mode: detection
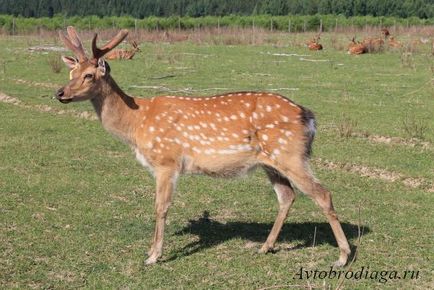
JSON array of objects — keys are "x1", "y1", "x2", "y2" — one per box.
[
  {"x1": 145, "y1": 256, "x2": 158, "y2": 265},
  {"x1": 333, "y1": 258, "x2": 347, "y2": 268},
  {"x1": 258, "y1": 244, "x2": 272, "y2": 254}
]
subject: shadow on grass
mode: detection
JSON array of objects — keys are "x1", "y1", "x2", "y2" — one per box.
[{"x1": 165, "y1": 211, "x2": 368, "y2": 262}]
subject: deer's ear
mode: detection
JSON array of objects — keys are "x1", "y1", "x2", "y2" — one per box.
[
  {"x1": 97, "y1": 58, "x2": 110, "y2": 76},
  {"x1": 61, "y1": 56, "x2": 78, "y2": 69}
]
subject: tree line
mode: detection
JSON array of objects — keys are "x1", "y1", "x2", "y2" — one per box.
[{"x1": 0, "y1": 0, "x2": 433, "y2": 19}]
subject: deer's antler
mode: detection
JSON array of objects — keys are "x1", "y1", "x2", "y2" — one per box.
[
  {"x1": 92, "y1": 29, "x2": 129, "y2": 61},
  {"x1": 59, "y1": 26, "x2": 88, "y2": 63}
]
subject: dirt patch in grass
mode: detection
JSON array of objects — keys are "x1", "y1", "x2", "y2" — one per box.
[
  {"x1": 0, "y1": 92, "x2": 97, "y2": 121},
  {"x1": 364, "y1": 133, "x2": 431, "y2": 150},
  {"x1": 323, "y1": 124, "x2": 432, "y2": 150},
  {"x1": 314, "y1": 158, "x2": 432, "y2": 191},
  {"x1": 12, "y1": 78, "x2": 60, "y2": 89}
]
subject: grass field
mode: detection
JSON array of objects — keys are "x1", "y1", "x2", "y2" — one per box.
[{"x1": 1, "y1": 29, "x2": 433, "y2": 289}]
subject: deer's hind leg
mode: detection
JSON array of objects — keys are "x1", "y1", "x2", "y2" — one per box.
[
  {"x1": 258, "y1": 152, "x2": 351, "y2": 266},
  {"x1": 259, "y1": 165, "x2": 297, "y2": 254}
]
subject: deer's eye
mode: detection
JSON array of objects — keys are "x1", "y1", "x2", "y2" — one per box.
[{"x1": 84, "y1": 73, "x2": 94, "y2": 80}]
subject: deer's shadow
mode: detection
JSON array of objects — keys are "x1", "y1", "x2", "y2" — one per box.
[{"x1": 165, "y1": 211, "x2": 368, "y2": 262}]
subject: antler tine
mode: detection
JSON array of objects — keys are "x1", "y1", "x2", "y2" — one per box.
[
  {"x1": 92, "y1": 29, "x2": 129, "y2": 60},
  {"x1": 67, "y1": 26, "x2": 87, "y2": 60},
  {"x1": 59, "y1": 26, "x2": 88, "y2": 62}
]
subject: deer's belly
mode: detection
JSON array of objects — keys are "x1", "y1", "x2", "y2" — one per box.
[{"x1": 181, "y1": 151, "x2": 258, "y2": 178}]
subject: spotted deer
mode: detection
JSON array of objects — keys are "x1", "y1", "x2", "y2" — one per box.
[
  {"x1": 105, "y1": 40, "x2": 140, "y2": 60},
  {"x1": 56, "y1": 27, "x2": 351, "y2": 266},
  {"x1": 306, "y1": 35, "x2": 323, "y2": 51},
  {"x1": 348, "y1": 37, "x2": 367, "y2": 55}
]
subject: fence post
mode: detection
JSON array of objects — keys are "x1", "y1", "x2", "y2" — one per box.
[
  {"x1": 288, "y1": 19, "x2": 291, "y2": 33},
  {"x1": 12, "y1": 17, "x2": 16, "y2": 35},
  {"x1": 319, "y1": 19, "x2": 323, "y2": 33},
  {"x1": 135, "y1": 19, "x2": 137, "y2": 34},
  {"x1": 270, "y1": 18, "x2": 273, "y2": 32},
  {"x1": 335, "y1": 18, "x2": 338, "y2": 32},
  {"x1": 303, "y1": 20, "x2": 306, "y2": 32}
]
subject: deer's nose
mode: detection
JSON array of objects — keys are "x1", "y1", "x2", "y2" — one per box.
[{"x1": 56, "y1": 88, "x2": 65, "y2": 98}]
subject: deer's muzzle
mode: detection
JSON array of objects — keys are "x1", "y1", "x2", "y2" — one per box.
[{"x1": 55, "y1": 88, "x2": 72, "y2": 104}]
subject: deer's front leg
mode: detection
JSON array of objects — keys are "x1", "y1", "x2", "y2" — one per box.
[{"x1": 145, "y1": 167, "x2": 178, "y2": 265}]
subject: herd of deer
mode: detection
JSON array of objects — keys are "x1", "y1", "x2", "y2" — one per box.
[
  {"x1": 88, "y1": 27, "x2": 424, "y2": 59},
  {"x1": 307, "y1": 28, "x2": 409, "y2": 55},
  {"x1": 55, "y1": 26, "x2": 351, "y2": 266}
]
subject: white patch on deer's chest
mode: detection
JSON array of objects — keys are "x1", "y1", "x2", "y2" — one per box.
[{"x1": 135, "y1": 148, "x2": 154, "y2": 176}]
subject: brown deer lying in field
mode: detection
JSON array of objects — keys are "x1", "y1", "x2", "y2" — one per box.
[
  {"x1": 306, "y1": 35, "x2": 323, "y2": 50},
  {"x1": 387, "y1": 36, "x2": 402, "y2": 48},
  {"x1": 362, "y1": 37, "x2": 384, "y2": 52},
  {"x1": 348, "y1": 37, "x2": 367, "y2": 55},
  {"x1": 105, "y1": 40, "x2": 140, "y2": 60},
  {"x1": 55, "y1": 26, "x2": 351, "y2": 266}
]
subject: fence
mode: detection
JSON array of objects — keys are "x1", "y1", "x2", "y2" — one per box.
[{"x1": 1, "y1": 14, "x2": 433, "y2": 35}]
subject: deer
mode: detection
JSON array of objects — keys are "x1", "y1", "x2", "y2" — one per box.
[
  {"x1": 55, "y1": 26, "x2": 351, "y2": 266},
  {"x1": 306, "y1": 35, "x2": 323, "y2": 51},
  {"x1": 387, "y1": 36, "x2": 402, "y2": 48},
  {"x1": 381, "y1": 28, "x2": 390, "y2": 38},
  {"x1": 348, "y1": 37, "x2": 367, "y2": 55},
  {"x1": 105, "y1": 39, "x2": 140, "y2": 60}
]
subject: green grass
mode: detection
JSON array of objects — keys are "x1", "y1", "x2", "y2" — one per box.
[{"x1": 1, "y1": 32, "x2": 433, "y2": 289}]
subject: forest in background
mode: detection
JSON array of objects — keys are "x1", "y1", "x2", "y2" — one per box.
[{"x1": 0, "y1": 0, "x2": 433, "y2": 19}]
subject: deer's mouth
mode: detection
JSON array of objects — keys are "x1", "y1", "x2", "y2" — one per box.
[{"x1": 58, "y1": 98, "x2": 73, "y2": 104}]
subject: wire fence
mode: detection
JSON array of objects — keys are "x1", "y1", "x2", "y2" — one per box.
[{"x1": 1, "y1": 14, "x2": 433, "y2": 35}]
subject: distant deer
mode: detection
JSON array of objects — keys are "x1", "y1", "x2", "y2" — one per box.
[
  {"x1": 388, "y1": 36, "x2": 402, "y2": 48},
  {"x1": 306, "y1": 35, "x2": 323, "y2": 50},
  {"x1": 362, "y1": 37, "x2": 384, "y2": 52},
  {"x1": 105, "y1": 39, "x2": 140, "y2": 60},
  {"x1": 362, "y1": 28, "x2": 391, "y2": 53},
  {"x1": 381, "y1": 28, "x2": 390, "y2": 38},
  {"x1": 348, "y1": 37, "x2": 367, "y2": 55},
  {"x1": 56, "y1": 27, "x2": 350, "y2": 266}
]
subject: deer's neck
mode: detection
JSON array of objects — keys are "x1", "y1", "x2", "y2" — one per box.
[{"x1": 91, "y1": 76, "x2": 141, "y2": 146}]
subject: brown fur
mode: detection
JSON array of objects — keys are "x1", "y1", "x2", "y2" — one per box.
[
  {"x1": 381, "y1": 28, "x2": 390, "y2": 38},
  {"x1": 348, "y1": 37, "x2": 367, "y2": 55},
  {"x1": 306, "y1": 35, "x2": 323, "y2": 50},
  {"x1": 105, "y1": 40, "x2": 140, "y2": 60},
  {"x1": 388, "y1": 36, "x2": 402, "y2": 48}
]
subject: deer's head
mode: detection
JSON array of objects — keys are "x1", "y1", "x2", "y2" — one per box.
[
  {"x1": 56, "y1": 27, "x2": 128, "y2": 103},
  {"x1": 131, "y1": 40, "x2": 141, "y2": 52}
]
